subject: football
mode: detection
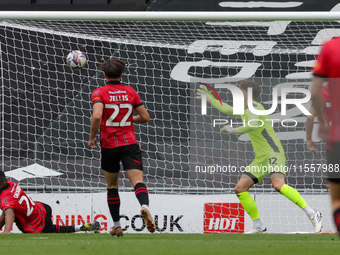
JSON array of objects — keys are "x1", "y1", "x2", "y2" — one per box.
[{"x1": 66, "y1": 50, "x2": 87, "y2": 70}]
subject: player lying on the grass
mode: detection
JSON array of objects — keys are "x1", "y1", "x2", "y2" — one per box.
[
  {"x1": 0, "y1": 171, "x2": 100, "y2": 234},
  {"x1": 196, "y1": 80, "x2": 322, "y2": 234}
]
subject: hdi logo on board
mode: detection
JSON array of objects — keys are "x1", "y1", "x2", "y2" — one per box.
[{"x1": 204, "y1": 203, "x2": 244, "y2": 233}]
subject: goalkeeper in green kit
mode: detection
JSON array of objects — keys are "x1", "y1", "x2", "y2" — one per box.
[{"x1": 196, "y1": 80, "x2": 322, "y2": 233}]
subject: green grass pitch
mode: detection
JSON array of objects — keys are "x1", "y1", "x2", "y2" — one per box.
[{"x1": 1, "y1": 233, "x2": 339, "y2": 255}]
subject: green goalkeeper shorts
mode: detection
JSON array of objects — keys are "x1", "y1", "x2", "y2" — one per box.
[{"x1": 243, "y1": 153, "x2": 287, "y2": 183}]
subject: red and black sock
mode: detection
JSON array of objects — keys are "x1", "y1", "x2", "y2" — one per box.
[
  {"x1": 107, "y1": 188, "x2": 120, "y2": 222},
  {"x1": 334, "y1": 208, "x2": 340, "y2": 236},
  {"x1": 48, "y1": 225, "x2": 75, "y2": 233},
  {"x1": 134, "y1": 182, "x2": 149, "y2": 206}
]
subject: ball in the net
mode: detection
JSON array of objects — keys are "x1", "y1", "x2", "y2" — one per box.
[{"x1": 67, "y1": 50, "x2": 87, "y2": 70}]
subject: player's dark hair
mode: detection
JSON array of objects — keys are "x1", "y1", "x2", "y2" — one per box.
[
  {"x1": 0, "y1": 171, "x2": 6, "y2": 185},
  {"x1": 100, "y1": 58, "x2": 125, "y2": 79},
  {"x1": 239, "y1": 80, "x2": 261, "y2": 100}
]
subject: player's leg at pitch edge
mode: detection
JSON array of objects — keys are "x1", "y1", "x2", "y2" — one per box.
[
  {"x1": 309, "y1": 211, "x2": 323, "y2": 233},
  {"x1": 141, "y1": 207, "x2": 156, "y2": 233},
  {"x1": 110, "y1": 226, "x2": 124, "y2": 237},
  {"x1": 80, "y1": 221, "x2": 101, "y2": 232},
  {"x1": 244, "y1": 226, "x2": 267, "y2": 234}
]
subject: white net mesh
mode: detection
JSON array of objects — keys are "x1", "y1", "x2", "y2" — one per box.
[{"x1": 0, "y1": 19, "x2": 337, "y2": 232}]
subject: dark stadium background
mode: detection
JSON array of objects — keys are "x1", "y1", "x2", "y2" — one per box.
[
  {"x1": 0, "y1": 0, "x2": 336, "y2": 11},
  {"x1": 0, "y1": 0, "x2": 335, "y2": 192}
]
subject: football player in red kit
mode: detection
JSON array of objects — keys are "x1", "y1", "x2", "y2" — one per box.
[
  {"x1": 0, "y1": 171, "x2": 100, "y2": 233},
  {"x1": 88, "y1": 58, "x2": 156, "y2": 237},
  {"x1": 311, "y1": 36, "x2": 340, "y2": 238}
]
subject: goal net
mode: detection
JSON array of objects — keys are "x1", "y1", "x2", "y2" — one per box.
[{"x1": 0, "y1": 15, "x2": 336, "y2": 233}]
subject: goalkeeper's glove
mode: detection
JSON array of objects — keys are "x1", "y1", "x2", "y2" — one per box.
[
  {"x1": 220, "y1": 125, "x2": 238, "y2": 134},
  {"x1": 196, "y1": 84, "x2": 213, "y2": 104}
]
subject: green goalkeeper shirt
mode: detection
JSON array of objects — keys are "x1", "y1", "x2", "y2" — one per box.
[{"x1": 211, "y1": 99, "x2": 284, "y2": 157}]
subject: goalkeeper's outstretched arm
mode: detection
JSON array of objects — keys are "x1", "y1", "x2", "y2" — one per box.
[
  {"x1": 220, "y1": 113, "x2": 261, "y2": 135},
  {"x1": 196, "y1": 84, "x2": 240, "y2": 117},
  {"x1": 210, "y1": 98, "x2": 238, "y2": 117},
  {"x1": 196, "y1": 84, "x2": 261, "y2": 135}
]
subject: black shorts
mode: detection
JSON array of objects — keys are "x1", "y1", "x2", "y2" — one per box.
[
  {"x1": 41, "y1": 202, "x2": 53, "y2": 233},
  {"x1": 327, "y1": 142, "x2": 340, "y2": 183},
  {"x1": 101, "y1": 144, "x2": 143, "y2": 173}
]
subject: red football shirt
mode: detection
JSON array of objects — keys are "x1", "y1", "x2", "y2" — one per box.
[
  {"x1": 321, "y1": 84, "x2": 331, "y2": 149},
  {"x1": 91, "y1": 80, "x2": 143, "y2": 149},
  {"x1": 313, "y1": 37, "x2": 340, "y2": 142},
  {"x1": 0, "y1": 181, "x2": 46, "y2": 233}
]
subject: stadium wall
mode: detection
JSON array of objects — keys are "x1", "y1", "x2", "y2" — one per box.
[{"x1": 5, "y1": 193, "x2": 335, "y2": 234}]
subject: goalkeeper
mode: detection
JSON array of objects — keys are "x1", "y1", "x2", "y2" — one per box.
[{"x1": 196, "y1": 80, "x2": 322, "y2": 233}]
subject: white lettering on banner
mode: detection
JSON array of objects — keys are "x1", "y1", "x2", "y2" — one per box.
[
  {"x1": 4, "y1": 193, "x2": 248, "y2": 234},
  {"x1": 208, "y1": 218, "x2": 239, "y2": 230},
  {"x1": 206, "y1": 21, "x2": 291, "y2": 35},
  {"x1": 219, "y1": 218, "x2": 230, "y2": 230},
  {"x1": 296, "y1": 29, "x2": 340, "y2": 55},
  {"x1": 172, "y1": 25, "x2": 340, "y2": 85},
  {"x1": 209, "y1": 218, "x2": 220, "y2": 230},
  {"x1": 170, "y1": 60, "x2": 261, "y2": 83},
  {"x1": 204, "y1": 203, "x2": 245, "y2": 233},
  {"x1": 331, "y1": 3, "x2": 340, "y2": 12},
  {"x1": 311, "y1": 29, "x2": 340, "y2": 45},
  {"x1": 302, "y1": 46, "x2": 320, "y2": 55},
  {"x1": 51, "y1": 214, "x2": 184, "y2": 233},
  {"x1": 286, "y1": 72, "x2": 312, "y2": 79},
  {"x1": 12, "y1": 193, "x2": 329, "y2": 234},
  {"x1": 286, "y1": 60, "x2": 315, "y2": 79},
  {"x1": 187, "y1": 40, "x2": 277, "y2": 56},
  {"x1": 294, "y1": 60, "x2": 315, "y2": 68}
]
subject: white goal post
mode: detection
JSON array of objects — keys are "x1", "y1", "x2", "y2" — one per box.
[
  {"x1": 0, "y1": 11, "x2": 337, "y2": 233},
  {"x1": 0, "y1": 11, "x2": 340, "y2": 21}
]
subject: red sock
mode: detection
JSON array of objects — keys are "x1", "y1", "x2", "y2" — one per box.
[
  {"x1": 134, "y1": 183, "x2": 149, "y2": 206},
  {"x1": 107, "y1": 188, "x2": 120, "y2": 222}
]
